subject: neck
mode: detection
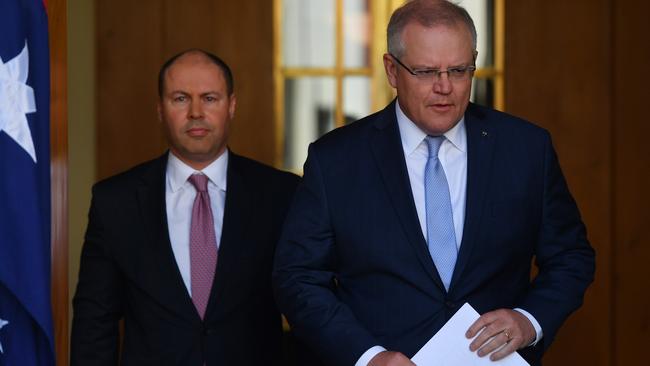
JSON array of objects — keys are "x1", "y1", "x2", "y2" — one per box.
[{"x1": 169, "y1": 147, "x2": 226, "y2": 171}]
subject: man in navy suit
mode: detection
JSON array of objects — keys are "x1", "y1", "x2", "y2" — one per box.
[
  {"x1": 273, "y1": 1, "x2": 595, "y2": 365},
  {"x1": 71, "y1": 49, "x2": 299, "y2": 365}
]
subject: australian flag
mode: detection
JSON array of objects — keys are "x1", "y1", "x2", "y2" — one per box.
[{"x1": 0, "y1": 0, "x2": 56, "y2": 365}]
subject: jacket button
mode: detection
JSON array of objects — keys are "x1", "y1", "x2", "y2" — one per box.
[
  {"x1": 204, "y1": 327, "x2": 214, "y2": 335},
  {"x1": 445, "y1": 301, "x2": 455, "y2": 309}
]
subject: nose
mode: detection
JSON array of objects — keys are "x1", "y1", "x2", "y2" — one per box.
[
  {"x1": 188, "y1": 99, "x2": 204, "y2": 120},
  {"x1": 433, "y1": 73, "x2": 452, "y2": 95}
]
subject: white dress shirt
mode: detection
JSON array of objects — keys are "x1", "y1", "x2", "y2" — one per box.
[
  {"x1": 397, "y1": 100, "x2": 467, "y2": 247},
  {"x1": 165, "y1": 150, "x2": 228, "y2": 296},
  {"x1": 355, "y1": 103, "x2": 542, "y2": 366}
]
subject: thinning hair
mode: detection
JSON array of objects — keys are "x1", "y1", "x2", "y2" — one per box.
[
  {"x1": 387, "y1": 0, "x2": 477, "y2": 58},
  {"x1": 157, "y1": 48, "x2": 234, "y2": 98}
]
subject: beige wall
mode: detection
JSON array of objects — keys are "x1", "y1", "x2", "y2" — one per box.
[{"x1": 67, "y1": 0, "x2": 95, "y2": 327}]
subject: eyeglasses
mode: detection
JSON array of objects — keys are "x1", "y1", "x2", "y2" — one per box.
[{"x1": 390, "y1": 53, "x2": 476, "y2": 82}]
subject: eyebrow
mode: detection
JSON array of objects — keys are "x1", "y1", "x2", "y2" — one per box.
[
  {"x1": 168, "y1": 90, "x2": 223, "y2": 97},
  {"x1": 411, "y1": 63, "x2": 471, "y2": 70}
]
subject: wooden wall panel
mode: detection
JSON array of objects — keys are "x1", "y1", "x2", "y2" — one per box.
[
  {"x1": 48, "y1": 0, "x2": 68, "y2": 364},
  {"x1": 209, "y1": 2, "x2": 276, "y2": 166},
  {"x1": 162, "y1": 0, "x2": 216, "y2": 52},
  {"x1": 96, "y1": 0, "x2": 165, "y2": 180},
  {"x1": 505, "y1": 1, "x2": 612, "y2": 365},
  {"x1": 162, "y1": 1, "x2": 276, "y2": 165},
  {"x1": 97, "y1": 1, "x2": 276, "y2": 180},
  {"x1": 613, "y1": 0, "x2": 650, "y2": 364}
]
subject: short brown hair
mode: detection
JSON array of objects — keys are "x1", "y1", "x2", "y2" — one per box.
[{"x1": 387, "y1": 0, "x2": 477, "y2": 58}]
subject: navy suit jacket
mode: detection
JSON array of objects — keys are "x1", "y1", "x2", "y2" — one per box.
[
  {"x1": 273, "y1": 101, "x2": 595, "y2": 366},
  {"x1": 72, "y1": 151, "x2": 300, "y2": 365}
]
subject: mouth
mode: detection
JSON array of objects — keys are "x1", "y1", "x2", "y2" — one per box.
[
  {"x1": 429, "y1": 103, "x2": 453, "y2": 113},
  {"x1": 186, "y1": 127, "x2": 210, "y2": 137}
]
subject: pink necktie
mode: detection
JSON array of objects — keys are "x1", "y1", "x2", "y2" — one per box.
[{"x1": 188, "y1": 174, "x2": 218, "y2": 319}]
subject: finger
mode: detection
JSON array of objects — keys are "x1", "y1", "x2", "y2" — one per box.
[
  {"x1": 476, "y1": 332, "x2": 509, "y2": 357},
  {"x1": 469, "y1": 325, "x2": 502, "y2": 351},
  {"x1": 466, "y1": 310, "x2": 504, "y2": 338},
  {"x1": 489, "y1": 337, "x2": 519, "y2": 361},
  {"x1": 466, "y1": 315, "x2": 491, "y2": 338}
]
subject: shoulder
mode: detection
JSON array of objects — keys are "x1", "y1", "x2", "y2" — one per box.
[
  {"x1": 229, "y1": 152, "x2": 300, "y2": 191},
  {"x1": 319, "y1": 107, "x2": 387, "y2": 146},
  {"x1": 91, "y1": 154, "x2": 166, "y2": 197},
  {"x1": 307, "y1": 104, "x2": 393, "y2": 162},
  {"x1": 467, "y1": 103, "x2": 550, "y2": 140},
  {"x1": 466, "y1": 104, "x2": 556, "y2": 165}
]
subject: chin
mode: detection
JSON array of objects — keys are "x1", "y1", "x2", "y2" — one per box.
[{"x1": 421, "y1": 120, "x2": 455, "y2": 135}]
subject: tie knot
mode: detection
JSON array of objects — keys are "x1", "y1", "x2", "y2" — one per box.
[
  {"x1": 425, "y1": 135, "x2": 445, "y2": 159},
  {"x1": 188, "y1": 174, "x2": 209, "y2": 192}
]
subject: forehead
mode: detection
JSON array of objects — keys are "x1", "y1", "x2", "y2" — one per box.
[
  {"x1": 401, "y1": 22, "x2": 474, "y2": 64},
  {"x1": 164, "y1": 54, "x2": 226, "y2": 92}
]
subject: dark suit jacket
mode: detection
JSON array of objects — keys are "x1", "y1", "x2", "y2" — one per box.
[
  {"x1": 273, "y1": 101, "x2": 595, "y2": 366},
  {"x1": 71, "y1": 151, "x2": 300, "y2": 365}
]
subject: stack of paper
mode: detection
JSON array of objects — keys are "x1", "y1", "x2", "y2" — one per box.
[{"x1": 411, "y1": 303, "x2": 530, "y2": 366}]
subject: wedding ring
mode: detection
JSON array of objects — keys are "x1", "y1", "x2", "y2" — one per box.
[{"x1": 503, "y1": 329, "x2": 512, "y2": 341}]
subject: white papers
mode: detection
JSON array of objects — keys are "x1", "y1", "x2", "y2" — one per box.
[
  {"x1": 411, "y1": 303, "x2": 530, "y2": 366},
  {"x1": 0, "y1": 317, "x2": 8, "y2": 353}
]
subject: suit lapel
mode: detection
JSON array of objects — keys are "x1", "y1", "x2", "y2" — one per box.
[
  {"x1": 370, "y1": 102, "x2": 445, "y2": 290},
  {"x1": 450, "y1": 104, "x2": 496, "y2": 290},
  {"x1": 136, "y1": 154, "x2": 200, "y2": 322},
  {"x1": 204, "y1": 152, "x2": 256, "y2": 318}
]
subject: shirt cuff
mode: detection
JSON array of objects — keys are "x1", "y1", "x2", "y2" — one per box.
[
  {"x1": 514, "y1": 307, "x2": 543, "y2": 346},
  {"x1": 355, "y1": 345, "x2": 387, "y2": 366}
]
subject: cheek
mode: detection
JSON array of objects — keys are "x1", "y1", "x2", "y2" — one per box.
[
  {"x1": 169, "y1": 119, "x2": 187, "y2": 135},
  {"x1": 162, "y1": 108, "x2": 187, "y2": 126},
  {"x1": 206, "y1": 113, "x2": 231, "y2": 135},
  {"x1": 457, "y1": 82, "x2": 472, "y2": 99},
  {"x1": 163, "y1": 122, "x2": 188, "y2": 143}
]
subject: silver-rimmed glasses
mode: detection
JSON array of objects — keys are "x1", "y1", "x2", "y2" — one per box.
[{"x1": 390, "y1": 53, "x2": 476, "y2": 82}]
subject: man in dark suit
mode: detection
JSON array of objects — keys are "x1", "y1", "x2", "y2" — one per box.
[
  {"x1": 71, "y1": 49, "x2": 299, "y2": 365},
  {"x1": 273, "y1": 1, "x2": 595, "y2": 365}
]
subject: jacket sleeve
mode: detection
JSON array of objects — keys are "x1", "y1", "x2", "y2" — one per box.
[
  {"x1": 518, "y1": 131, "x2": 596, "y2": 350},
  {"x1": 273, "y1": 144, "x2": 379, "y2": 366}
]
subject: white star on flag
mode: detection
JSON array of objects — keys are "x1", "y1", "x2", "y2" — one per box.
[
  {"x1": 0, "y1": 41, "x2": 38, "y2": 163},
  {"x1": 0, "y1": 317, "x2": 8, "y2": 354}
]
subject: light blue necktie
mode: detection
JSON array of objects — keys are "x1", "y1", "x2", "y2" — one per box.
[{"x1": 424, "y1": 136, "x2": 457, "y2": 291}]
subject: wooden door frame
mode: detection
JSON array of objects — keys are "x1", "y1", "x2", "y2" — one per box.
[{"x1": 48, "y1": 0, "x2": 68, "y2": 364}]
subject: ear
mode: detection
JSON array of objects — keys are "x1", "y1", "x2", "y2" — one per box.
[
  {"x1": 383, "y1": 53, "x2": 398, "y2": 89},
  {"x1": 228, "y1": 94, "x2": 237, "y2": 119}
]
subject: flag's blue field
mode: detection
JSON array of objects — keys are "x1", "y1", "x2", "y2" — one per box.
[{"x1": 0, "y1": 0, "x2": 56, "y2": 365}]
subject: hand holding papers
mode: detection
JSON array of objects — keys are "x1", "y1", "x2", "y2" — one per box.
[{"x1": 411, "y1": 303, "x2": 530, "y2": 366}]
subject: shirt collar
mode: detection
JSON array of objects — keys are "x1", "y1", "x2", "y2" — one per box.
[
  {"x1": 395, "y1": 101, "x2": 467, "y2": 157},
  {"x1": 166, "y1": 149, "x2": 229, "y2": 193}
]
